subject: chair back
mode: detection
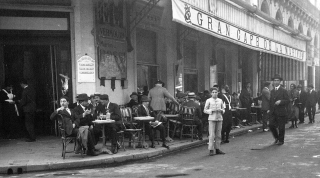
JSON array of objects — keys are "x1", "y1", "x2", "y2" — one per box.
[
  {"x1": 180, "y1": 106, "x2": 196, "y2": 125},
  {"x1": 57, "y1": 114, "x2": 67, "y2": 138},
  {"x1": 167, "y1": 102, "x2": 182, "y2": 114},
  {"x1": 120, "y1": 106, "x2": 136, "y2": 129}
]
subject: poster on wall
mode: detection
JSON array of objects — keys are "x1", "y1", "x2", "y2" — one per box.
[
  {"x1": 77, "y1": 55, "x2": 95, "y2": 83},
  {"x1": 95, "y1": 0, "x2": 127, "y2": 80}
]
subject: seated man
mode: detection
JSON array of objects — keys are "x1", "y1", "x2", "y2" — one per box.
[
  {"x1": 94, "y1": 94, "x2": 122, "y2": 153},
  {"x1": 73, "y1": 93, "x2": 99, "y2": 156},
  {"x1": 182, "y1": 92, "x2": 203, "y2": 140},
  {"x1": 126, "y1": 92, "x2": 140, "y2": 108},
  {"x1": 137, "y1": 95, "x2": 170, "y2": 149}
]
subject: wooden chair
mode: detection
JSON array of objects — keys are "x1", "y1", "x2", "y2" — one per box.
[
  {"x1": 120, "y1": 106, "x2": 141, "y2": 149},
  {"x1": 57, "y1": 114, "x2": 83, "y2": 159},
  {"x1": 166, "y1": 102, "x2": 182, "y2": 138},
  {"x1": 180, "y1": 106, "x2": 198, "y2": 142}
]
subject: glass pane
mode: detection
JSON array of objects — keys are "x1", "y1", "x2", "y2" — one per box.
[
  {"x1": 184, "y1": 73, "x2": 198, "y2": 93},
  {"x1": 183, "y1": 39, "x2": 197, "y2": 68},
  {"x1": 136, "y1": 28, "x2": 157, "y2": 64},
  {"x1": 137, "y1": 65, "x2": 158, "y2": 93}
]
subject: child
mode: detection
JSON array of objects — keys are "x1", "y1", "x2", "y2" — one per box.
[{"x1": 204, "y1": 87, "x2": 225, "y2": 156}]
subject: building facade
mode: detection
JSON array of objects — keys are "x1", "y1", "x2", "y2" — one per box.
[{"x1": 0, "y1": 0, "x2": 319, "y2": 135}]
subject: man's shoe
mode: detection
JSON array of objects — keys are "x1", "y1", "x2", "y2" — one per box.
[
  {"x1": 25, "y1": 138, "x2": 36, "y2": 142},
  {"x1": 216, "y1": 149, "x2": 225, "y2": 155},
  {"x1": 263, "y1": 129, "x2": 269, "y2": 132},
  {"x1": 289, "y1": 125, "x2": 294, "y2": 128},
  {"x1": 298, "y1": 122, "x2": 304, "y2": 124},
  {"x1": 162, "y1": 143, "x2": 170, "y2": 149},
  {"x1": 87, "y1": 150, "x2": 99, "y2": 156},
  {"x1": 209, "y1": 150, "x2": 214, "y2": 156},
  {"x1": 224, "y1": 140, "x2": 230, "y2": 143},
  {"x1": 276, "y1": 142, "x2": 284, "y2": 145},
  {"x1": 273, "y1": 139, "x2": 279, "y2": 145}
]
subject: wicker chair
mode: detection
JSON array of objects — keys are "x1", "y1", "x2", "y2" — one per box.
[
  {"x1": 166, "y1": 102, "x2": 182, "y2": 138},
  {"x1": 179, "y1": 106, "x2": 198, "y2": 142},
  {"x1": 57, "y1": 114, "x2": 83, "y2": 159},
  {"x1": 120, "y1": 106, "x2": 141, "y2": 149}
]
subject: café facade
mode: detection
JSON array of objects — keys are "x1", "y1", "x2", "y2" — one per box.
[{"x1": 0, "y1": 0, "x2": 319, "y2": 134}]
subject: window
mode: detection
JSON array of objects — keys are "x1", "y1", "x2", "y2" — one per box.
[
  {"x1": 183, "y1": 39, "x2": 198, "y2": 93},
  {"x1": 288, "y1": 16, "x2": 294, "y2": 28},
  {"x1": 275, "y1": 9, "x2": 283, "y2": 22},
  {"x1": 298, "y1": 23, "x2": 303, "y2": 34},
  {"x1": 136, "y1": 28, "x2": 158, "y2": 92},
  {"x1": 261, "y1": 0, "x2": 270, "y2": 15}
]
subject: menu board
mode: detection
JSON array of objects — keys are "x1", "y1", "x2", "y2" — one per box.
[{"x1": 77, "y1": 55, "x2": 95, "y2": 82}]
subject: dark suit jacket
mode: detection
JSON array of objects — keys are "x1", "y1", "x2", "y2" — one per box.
[
  {"x1": 20, "y1": 86, "x2": 36, "y2": 113},
  {"x1": 50, "y1": 108, "x2": 79, "y2": 136},
  {"x1": 306, "y1": 90, "x2": 317, "y2": 107},
  {"x1": 73, "y1": 104, "x2": 94, "y2": 127},
  {"x1": 297, "y1": 90, "x2": 307, "y2": 107},
  {"x1": 270, "y1": 86, "x2": 289, "y2": 117},
  {"x1": 261, "y1": 87, "x2": 270, "y2": 111},
  {"x1": 94, "y1": 102, "x2": 121, "y2": 121},
  {"x1": 240, "y1": 88, "x2": 252, "y2": 109},
  {"x1": 136, "y1": 104, "x2": 157, "y2": 118},
  {"x1": 182, "y1": 100, "x2": 202, "y2": 119}
]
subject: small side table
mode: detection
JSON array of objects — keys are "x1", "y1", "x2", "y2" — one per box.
[
  {"x1": 93, "y1": 119, "x2": 115, "y2": 154},
  {"x1": 134, "y1": 116, "x2": 154, "y2": 148},
  {"x1": 162, "y1": 114, "x2": 179, "y2": 142}
]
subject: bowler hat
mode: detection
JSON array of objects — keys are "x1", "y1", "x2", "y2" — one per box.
[
  {"x1": 141, "y1": 95, "x2": 151, "y2": 102},
  {"x1": 307, "y1": 84, "x2": 314, "y2": 88},
  {"x1": 100, "y1": 94, "x2": 109, "y2": 100},
  {"x1": 272, "y1": 74, "x2": 283, "y2": 81},
  {"x1": 77, "y1": 93, "x2": 89, "y2": 101},
  {"x1": 94, "y1": 92, "x2": 101, "y2": 96},
  {"x1": 187, "y1": 92, "x2": 196, "y2": 98},
  {"x1": 130, "y1": 92, "x2": 138, "y2": 97}
]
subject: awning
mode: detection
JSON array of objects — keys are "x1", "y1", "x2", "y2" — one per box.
[
  {"x1": 172, "y1": 0, "x2": 306, "y2": 62},
  {"x1": 260, "y1": 52, "x2": 305, "y2": 81}
]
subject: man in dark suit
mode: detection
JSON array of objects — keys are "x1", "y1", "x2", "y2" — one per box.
[
  {"x1": 19, "y1": 79, "x2": 36, "y2": 142},
  {"x1": 220, "y1": 86, "x2": 232, "y2": 143},
  {"x1": 94, "y1": 94, "x2": 122, "y2": 153},
  {"x1": 182, "y1": 92, "x2": 203, "y2": 141},
  {"x1": 268, "y1": 74, "x2": 289, "y2": 145},
  {"x1": 296, "y1": 85, "x2": 307, "y2": 124},
  {"x1": 137, "y1": 95, "x2": 170, "y2": 149},
  {"x1": 239, "y1": 82, "x2": 253, "y2": 126},
  {"x1": 306, "y1": 84, "x2": 317, "y2": 123},
  {"x1": 50, "y1": 96, "x2": 79, "y2": 137},
  {"x1": 73, "y1": 93, "x2": 99, "y2": 156}
]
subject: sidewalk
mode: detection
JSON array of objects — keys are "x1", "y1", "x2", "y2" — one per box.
[{"x1": 0, "y1": 124, "x2": 263, "y2": 175}]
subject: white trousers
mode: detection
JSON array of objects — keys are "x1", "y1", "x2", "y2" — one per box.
[{"x1": 208, "y1": 120, "x2": 222, "y2": 151}]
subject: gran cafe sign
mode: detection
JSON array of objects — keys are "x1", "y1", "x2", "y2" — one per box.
[{"x1": 172, "y1": 0, "x2": 305, "y2": 62}]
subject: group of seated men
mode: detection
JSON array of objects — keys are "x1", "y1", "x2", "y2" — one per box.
[{"x1": 50, "y1": 92, "x2": 171, "y2": 157}]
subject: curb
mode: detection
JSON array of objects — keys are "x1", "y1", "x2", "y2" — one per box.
[{"x1": 0, "y1": 125, "x2": 262, "y2": 175}]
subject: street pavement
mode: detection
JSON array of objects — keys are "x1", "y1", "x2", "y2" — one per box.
[{"x1": 5, "y1": 114, "x2": 320, "y2": 178}]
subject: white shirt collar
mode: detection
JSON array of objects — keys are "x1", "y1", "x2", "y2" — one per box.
[
  {"x1": 275, "y1": 86, "x2": 280, "y2": 90},
  {"x1": 80, "y1": 104, "x2": 85, "y2": 111}
]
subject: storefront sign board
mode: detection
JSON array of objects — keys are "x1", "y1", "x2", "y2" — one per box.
[
  {"x1": 172, "y1": 0, "x2": 306, "y2": 62},
  {"x1": 77, "y1": 55, "x2": 95, "y2": 83}
]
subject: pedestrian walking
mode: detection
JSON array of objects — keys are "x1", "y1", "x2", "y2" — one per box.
[
  {"x1": 239, "y1": 82, "x2": 253, "y2": 126},
  {"x1": 288, "y1": 84, "x2": 299, "y2": 128},
  {"x1": 221, "y1": 86, "x2": 232, "y2": 143},
  {"x1": 296, "y1": 85, "x2": 307, "y2": 124},
  {"x1": 269, "y1": 74, "x2": 289, "y2": 145},
  {"x1": 306, "y1": 84, "x2": 317, "y2": 124},
  {"x1": 204, "y1": 87, "x2": 225, "y2": 156},
  {"x1": 259, "y1": 82, "x2": 271, "y2": 132}
]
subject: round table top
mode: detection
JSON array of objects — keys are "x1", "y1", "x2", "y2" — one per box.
[
  {"x1": 251, "y1": 106, "x2": 262, "y2": 108},
  {"x1": 134, "y1": 116, "x2": 154, "y2": 121},
  {"x1": 234, "y1": 107, "x2": 247, "y2": 110},
  {"x1": 93, "y1": 120, "x2": 115, "y2": 124},
  {"x1": 162, "y1": 114, "x2": 179, "y2": 117}
]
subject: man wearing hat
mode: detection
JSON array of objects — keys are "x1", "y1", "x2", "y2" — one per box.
[
  {"x1": 176, "y1": 92, "x2": 187, "y2": 104},
  {"x1": 148, "y1": 80, "x2": 179, "y2": 115},
  {"x1": 306, "y1": 84, "x2": 317, "y2": 123},
  {"x1": 137, "y1": 95, "x2": 170, "y2": 149},
  {"x1": 73, "y1": 93, "x2": 99, "y2": 156},
  {"x1": 268, "y1": 74, "x2": 289, "y2": 145},
  {"x1": 126, "y1": 92, "x2": 139, "y2": 108},
  {"x1": 94, "y1": 94, "x2": 122, "y2": 153},
  {"x1": 296, "y1": 85, "x2": 307, "y2": 124},
  {"x1": 182, "y1": 92, "x2": 203, "y2": 140}
]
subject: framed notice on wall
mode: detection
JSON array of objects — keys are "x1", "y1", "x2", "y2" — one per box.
[{"x1": 77, "y1": 55, "x2": 95, "y2": 83}]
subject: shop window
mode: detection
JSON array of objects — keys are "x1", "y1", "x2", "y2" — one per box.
[
  {"x1": 275, "y1": 9, "x2": 283, "y2": 22},
  {"x1": 183, "y1": 39, "x2": 198, "y2": 93},
  {"x1": 136, "y1": 28, "x2": 158, "y2": 92},
  {"x1": 260, "y1": 0, "x2": 270, "y2": 15},
  {"x1": 217, "y1": 49, "x2": 226, "y2": 87}
]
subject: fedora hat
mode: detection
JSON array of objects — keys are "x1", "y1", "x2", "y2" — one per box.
[
  {"x1": 77, "y1": 93, "x2": 89, "y2": 101},
  {"x1": 272, "y1": 74, "x2": 283, "y2": 81},
  {"x1": 187, "y1": 92, "x2": 196, "y2": 98},
  {"x1": 141, "y1": 95, "x2": 151, "y2": 102},
  {"x1": 100, "y1": 94, "x2": 109, "y2": 100},
  {"x1": 130, "y1": 92, "x2": 138, "y2": 97},
  {"x1": 94, "y1": 92, "x2": 101, "y2": 96},
  {"x1": 176, "y1": 92, "x2": 187, "y2": 99}
]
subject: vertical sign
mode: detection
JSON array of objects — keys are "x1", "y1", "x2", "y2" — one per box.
[{"x1": 77, "y1": 55, "x2": 95, "y2": 82}]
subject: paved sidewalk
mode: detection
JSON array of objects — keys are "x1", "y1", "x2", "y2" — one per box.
[{"x1": 0, "y1": 124, "x2": 263, "y2": 175}]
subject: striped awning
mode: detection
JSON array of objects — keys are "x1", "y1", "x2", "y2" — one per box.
[{"x1": 260, "y1": 53, "x2": 305, "y2": 81}]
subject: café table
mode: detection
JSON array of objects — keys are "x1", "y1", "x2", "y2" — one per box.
[
  {"x1": 234, "y1": 107, "x2": 248, "y2": 124},
  {"x1": 162, "y1": 114, "x2": 179, "y2": 142},
  {"x1": 134, "y1": 116, "x2": 154, "y2": 148},
  {"x1": 251, "y1": 106, "x2": 262, "y2": 124},
  {"x1": 93, "y1": 119, "x2": 115, "y2": 154}
]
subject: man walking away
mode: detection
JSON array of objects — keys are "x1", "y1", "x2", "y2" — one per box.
[{"x1": 306, "y1": 84, "x2": 317, "y2": 124}]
